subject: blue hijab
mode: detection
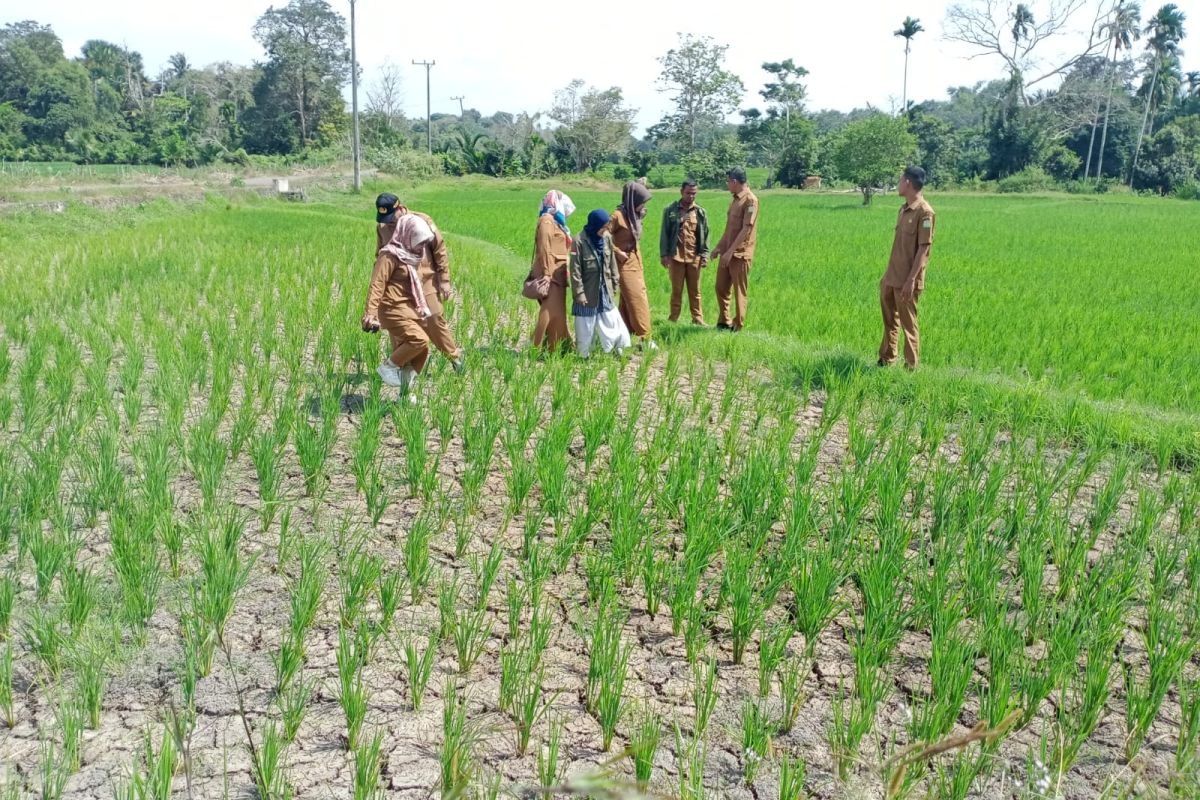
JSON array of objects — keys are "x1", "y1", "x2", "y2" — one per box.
[{"x1": 584, "y1": 209, "x2": 610, "y2": 256}]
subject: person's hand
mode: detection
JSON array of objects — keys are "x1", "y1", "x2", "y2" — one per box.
[
  {"x1": 361, "y1": 313, "x2": 380, "y2": 333},
  {"x1": 699, "y1": 257, "x2": 709, "y2": 269},
  {"x1": 660, "y1": 257, "x2": 670, "y2": 268},
  {"x1": 438, "y1": 284, "x2": 454, "y2": 302},
  {"x1": 900, "y1": 282, "x2": 916, "y2": 303}
]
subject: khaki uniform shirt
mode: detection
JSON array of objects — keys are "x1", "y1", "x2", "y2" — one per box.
[
  {"x1": 675, "y1": 206, "x2": 699, "y2": 263},
  {"x1": 882, "y1": 197, "x2": 935, "y2": 290},
  {"x1": 718, "y1": 188, "x2": 759, "y2": 261},
  {"x1": 375, "y1": 210, "x2": 453, "y2": 295},
  {"x1": 609, "y1": 209, "x2": 644, "y2": 269},
  {"x1": 533, "y1": 214, "x2": 571, "y2": 286},
  {"x1": 367, "y1": 210, "x2": 451, "y2": 318}
]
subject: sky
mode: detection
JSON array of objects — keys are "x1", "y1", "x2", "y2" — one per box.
[{"x1": 6, "y1": 0, "x2": 1198, "y2": 134}]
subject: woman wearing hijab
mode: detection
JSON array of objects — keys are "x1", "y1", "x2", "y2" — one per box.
[
  {"x1": 569, "y1": 209, "x2": 630, "y2": 357},
  {"x1": 531, "y1": 189, "x2": 576, "y2": 351},
  {"x1": 361, "y1": 214, "x2": 440, "y2": 400},
  {"x1": 610, "y1": 181, "x2": 655, "y2": 349}
]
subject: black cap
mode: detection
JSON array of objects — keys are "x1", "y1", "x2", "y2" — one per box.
[{"x1": 375, "y1": 193, "x2": 400, "y2": 223}]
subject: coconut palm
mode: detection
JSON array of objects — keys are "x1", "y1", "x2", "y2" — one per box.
[
  {"x1": 1129, "y1": 3, "x2": 1186, "y2": 186},
  {"x1": 1012, "y1": 5, "x2": 1036, "y2": 55},
  {"x1": 894, "y1": 17, "x2": 924, "y2": 115},
  {"x1": 1093, "y1": 1, "x2": 1142, "y2": 182}
]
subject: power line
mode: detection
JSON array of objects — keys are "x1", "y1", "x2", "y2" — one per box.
[{"x1": 412, "y1": 59, "x2": 436, "y2": 154}]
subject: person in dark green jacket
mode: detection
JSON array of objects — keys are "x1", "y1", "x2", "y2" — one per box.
[{"x1": 659, "y1": 180, "x2": 710, "y2": 325}]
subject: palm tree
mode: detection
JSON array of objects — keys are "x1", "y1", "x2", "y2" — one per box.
[
  {"x1": 1012, "y1": 5, "x2": 1036, "y2": 57},
  {"x1": 894, "y1": 17, "x2": 924, "y2": 115},
  {"x1": 1094, "y1": 1, "x2": 1142, "y2": 182},
  {"x1": 1130, "y1": 3, "x2": 1186, "y2": 186}
]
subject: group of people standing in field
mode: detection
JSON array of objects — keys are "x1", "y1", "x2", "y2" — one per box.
[
  {"x1": 360, "y1": 165, "x2": 934, "y2": 400},
  {"x1": 527, "y1": 168, "x2": 760, "y2": 358}
]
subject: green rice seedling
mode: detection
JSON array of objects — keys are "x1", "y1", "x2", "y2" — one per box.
[
  {"x1": 228, "y1": 392, "x2": 261, "y2": 463},
  {"x1": 274, "y1": 508, "x2": 295, "y2": 573},
  {"x1": 277, "y1": 681, "x2": 309, "y2": 748},
  {"x1": 377, "y1": 569, "x2": 403, "y2": 633},
  {"x1": 440, "y1": 681, "x2": 480, "y2": 798},
  {"x1": 1124, "y1": 595, "x2": 1195, "y2": 761},
  {"x1": 594, "y1": 636, "x2": 631, "y2": 752},
  {"x1": 521, "y1": 510, "x2": 544, "y2": 561},
  {"x1": 504, "y1": 450, "x2": 536, "y2": 524},
  {"x1": 452, "y1": 606, "x2": 491, "y2": 675},
  {"x1": 110, "y1": 506, "x2": 163, "y2": 632},
  {"x1": 28, "y1": 527, "x2": 68, "y2": 602},
  {"x1": 38, "y1": 740, "x2": 68, "y2": 800},
  {"x1": 537, "y1": 715, "x2": 564, "y2": 790},
  {"x1": 337, "y1": 632, "x2": 369, "y2": 752},
  {"x1": 912, "y1": 620, "x2": 975, "y2": 744},
  {"x1": 401, "y1": 632, "x2": 439, "y2": 711},
  {"x1": 251, "y1": 430, "x2": 283, "y2": 531},
  {"x1": 778, "y1": 754, "x2": 807, "y2": 799},
  {"x1": 394, "y1": 403, "x2": 432, "y2": 499},
  {"x1": 0, "y1": 646, "x2": 14, "y2": 727},
  {"x1": 438, "y1": 574, "x2": 462, "y2": 642},
  {"x1": 789, "y1": 539, "x2": 842, "y2": 660},
  {"x1": 353, "y1": 729, "x2": 385, "y2": 800},
  {"x1": 630, "y1": 711, "x2": 661, "y2": 790},
  {"x1": 193, "y1": 511, "x2": 254, "y2": 654},
  {"x1": 830, "y1": 679, "x2": 876, "y2": 782},
  {"x1": 0, "y1": 573, "x2": 12, "y2": 640},
  {"x1": 1178, "y1": 678, "x2": 1200, "y2": 774},
  {"x1": 252, "y1": 721, "x2": 291, "y2": 800},
  {"x1": 62, "y1": 563, "x2": 98, "y2": 633},
  {"x1": 510, "y1": 659, "x2": 553, "y2": 756},
  {"x1": 692, "y1": 654, "x2": 718, "y2": 738},
  {"x1": 273, "y1": 634, "x2": 305, "y2": 696},
  {"x1": 339, "y1": 538, "x2": 381, "y2": 628},
  {"x1": 294, "y1": 414, "x2": 334, "y2": 499},
  {"x1": 506, "y1": 578, "x2": 526, "y2": 642},
  {"x1": 187, "y1": 418, "x2": 228, "y2": 511},
  {"x1": 758, "y1": 624, "x2": 793, "y2": 698},
  {"x1": 24, "y1": 607, "x2": 66, "y2": 679},
  {"x1": 1053, "y1": 639, "x2": 1114, "y2": 780},
  {"x1": 683, "y1": 599, "x2": 713, "y2": 666},
  {"x1": 73, "y1": 645, "x2": 106, "y2": 728},
  {"x1": 120, "y1": 727, "x2": 177, "y2": 800},
  {"x1": 290, "y1": 536, "x2": 327, "y2": 645},
  {"x1": 534, "y1": 416, "x2": 572, "y2": 530},
  {"x1": 741, "y1": 698, "x2": 773, "y2": 786},
  {"x1": 363, "y1": 462, "x2": 391, "y2": 527},
  {"x1": 55, "y1": 694, "x2": 84, "y2": 772},
  {"x1": 778, "y1": 655, "x2": 810, "y2": 735},
  {"x1": 640, "y1": 534, "x2": 669, "y2": 621},
  {"x1": 725, "y1": 544, "x2": 765, "y2": 665},
  {"x1": 527, "y1": 598, "x2": 554, "y2": 670},
  {"x1": 404, "y1": 513, "x2": 435, "y2": 604},
  {"x1": 470, "y1": 539, "x2": 503, "y2": 612},
  {"x1": 674, "y1": 723, "x2": 708, "y2": 800},
  {"x1": 352, "y1": 399, "x2": 385, "y2": 495},
  {"x1": 581, "y1": 373, "x2": 619, "y2": 470}
]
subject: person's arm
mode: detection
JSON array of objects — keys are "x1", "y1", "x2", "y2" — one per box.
[
  {"x1": 568, "y1": 242, "x2": 586, "y2": 304},
  {"x1": 532, "y1": 216, "x2": 556, "y2": 279},
  {"x1": 697, "y1": 208, "x2": 710, "y2": 266},
  {"x1": 725, "y1": 199, "x2": 757, "y2": 258},
  {"x1": 362, "y1": 253, "x2": 395, "y2": 328},
  {"x1": 901, "y1": 210, "x2": 934, "y2": 301},
  {"x1": 659, "y1": 206, "x2": 671, "y2": 266},
  {"x1": 427, "y1": 221, "x2": 453, "y2": 299},
  {"x1": 610, "y1": 213, "x2": 631, "y2": 266}
]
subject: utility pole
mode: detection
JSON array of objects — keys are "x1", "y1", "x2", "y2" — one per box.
[
  {"x1": 412, "y1": 59, "x2": 435, "y2": 154},
  {"x1": 349, "y1": 0, "x2": 361, "y2": 192},
  {"x1": 451, "y1": 95, "x2": 465, "y2": 117}
]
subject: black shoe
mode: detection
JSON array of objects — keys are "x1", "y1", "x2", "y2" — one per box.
[
  {"x1": 716, "y1": 322, "x2": 732, "y2": 331},
  {"x1": 875, "y1": 358, "x2": 889, "y2": 368}
]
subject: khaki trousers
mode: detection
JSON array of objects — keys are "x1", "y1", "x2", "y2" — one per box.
[
  {"x1": 668, "y1": 259, "x2": 704, "y2": 323},
  {"x1": 715, "y1": 257, "x2": 750, "y2": 329},
  {"x1": 534, "y1": 278, "x2": 571, "y2": 351},
  {"x1": 380, "y1": 306, "x2": 461, "y2": 374},
  {"x1": 427, "y1": 314, "x2": 461, "y2": 361},
  {"x1": 879, "y1": 283, "x2": 921, "y2": 368}
]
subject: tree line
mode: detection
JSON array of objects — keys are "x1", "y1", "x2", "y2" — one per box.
[{"x1": 1, "y1": 0, "x2": 1197, "y2": 196}]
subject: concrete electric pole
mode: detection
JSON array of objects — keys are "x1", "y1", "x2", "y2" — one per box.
[{"x1": 412, "y1": 59, "x2": 436, "y2": 154}]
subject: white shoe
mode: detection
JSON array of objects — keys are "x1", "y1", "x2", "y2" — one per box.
[
  {"x1": 398, "y1": 367, "x2": 417, "y2": 391},
  {"x1": 377, "y1": 362, "x2": 403, "y2": 387}
]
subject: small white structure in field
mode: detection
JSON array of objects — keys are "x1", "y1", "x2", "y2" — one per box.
[{"x1": 273, "y1": 178, "x2": 290, "y2": 193}]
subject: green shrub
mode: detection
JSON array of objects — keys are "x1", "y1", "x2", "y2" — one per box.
[
  {"x1": 997, "y1": 166, "x2": 1055, "y2": 194},
  {"x1": 369, "y1": 146, "x2": 445, "y2": 180}
]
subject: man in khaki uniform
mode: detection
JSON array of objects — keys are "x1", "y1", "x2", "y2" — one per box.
[
  {"x1": 878, "y1": 166, "x2": 935, "y2": 369},
  {"x1": 712, "y1": 167, "x2": 759, "y2": 332},
  {"x1": 659, "y1": 179, "x2": 710, "y2": 325},
  {"x1": 374, "y1": 193, "x2": 463, "y2": 374}
]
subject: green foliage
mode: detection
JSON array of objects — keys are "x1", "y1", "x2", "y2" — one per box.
[{"x1": 830, "y1": 114, "x2": 918, "y2": 203}]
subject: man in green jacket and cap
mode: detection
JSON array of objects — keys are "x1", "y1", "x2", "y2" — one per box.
[{"x1": 659, "y1": 180, "x2": 710, "y2": 326}]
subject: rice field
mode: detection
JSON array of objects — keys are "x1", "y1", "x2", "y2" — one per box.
[{"x1": 0, "y1": 183, "x2": 1197, "y2": 800}]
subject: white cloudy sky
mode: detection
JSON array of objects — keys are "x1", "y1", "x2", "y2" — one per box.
[{"x1": 10, "y1": 0, "x2": 1198, "y2": 134}]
